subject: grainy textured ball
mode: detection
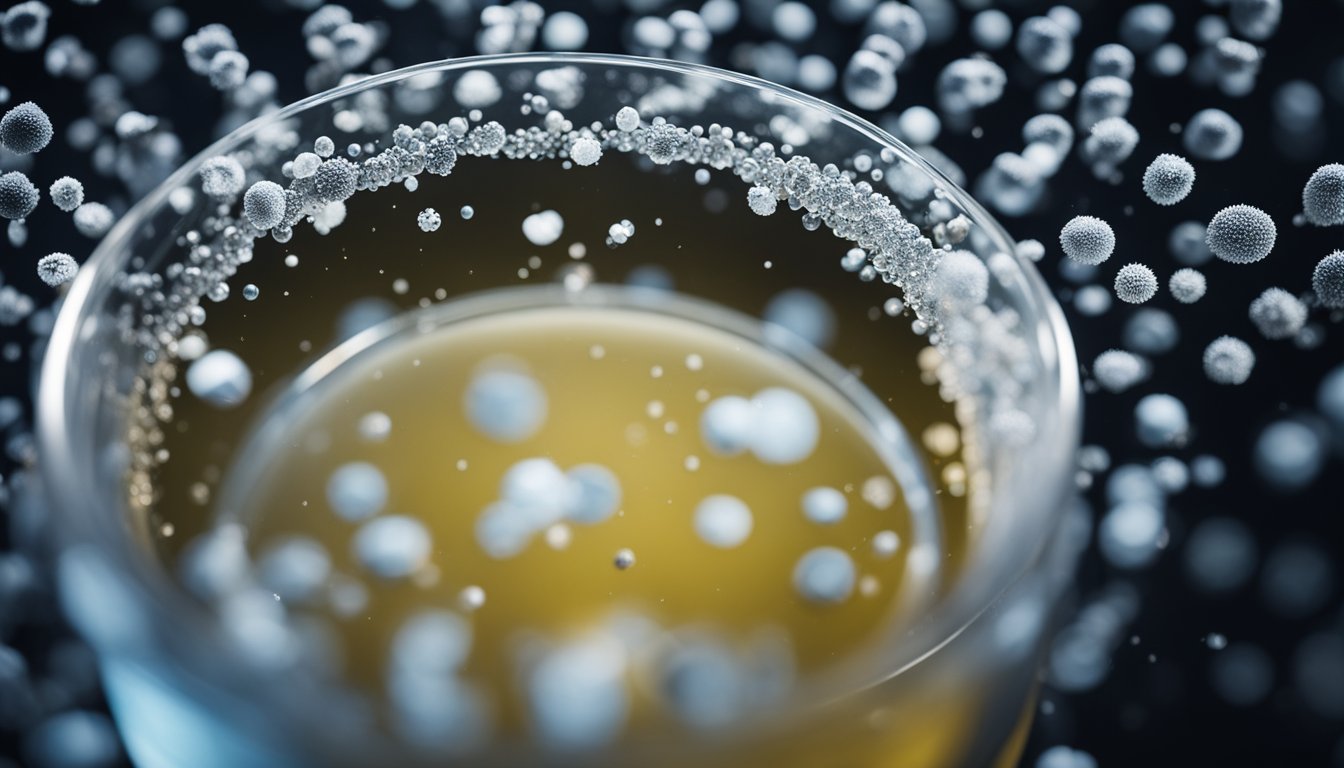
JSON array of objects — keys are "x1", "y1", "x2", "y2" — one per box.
[
  {"x1": 1060, "y1": 215, "x2": 1115, "y2": 265},
  {"x1": 313, "y1": 159, "x2": 358, "y2": 203},
  {"x1": 1248, "y1": 287, "x2": 1307, "y2": 339},
  {"x1": 207, "y1": 49, "x2": 249, "y2": 91},
  {"x1": 1083, "y1": 116, "x2": 1139, "y2": 165},
  {"x1": 1183, "y1": 109, "x2": 1242, "y2": 161},
  {"x1": 182, "y1": 23, "x2": 237, "y2": 75},
  {"x1": 1114, "y1": 263, "x2": 1158, "y2": 304},
  {"x1": 1203, "y1": 336, "x2": 1256, "y2": 385},
  {"x1": 1093, "y1": 349, "x2": 1146, "y2": 393},
  {"x1": 0, "y1": 171, "x2": 39, "y2": 220},
  {"x1": 198, "y1": 155, "x2": 245, "y2": 199},
  {"x1": 1142, "y1": 153, "x2": 1195, "y2": 205},
  {"x1": 1022, "y1": 113, "x2": 1074, "y2": 156},
  {"x1": 0, "y1": 101, "x2": 52, "y2": 154},
  {"x1": 36, "y1": 252, "x2": 77, "y2": 286},
  {"x1": 416, "y1": 208, "x2": 441, "y2": 233},
  {"x1": 48, "y1": 176, "x2": 84, "y2": 212},
  {"x1": 1016, "y1": 16, "x2": 1073, "y2": 75},
  {"x1": 1089, "y1": 43, "x2": 1136, "y2": 79},
  {"x1": 72, "y1": 202, "x2": 114, "y2": 238},
  {"x1": 242, "y1": 180, "x2": 286, "y2": 231},
  {"x1": 1313, "y1": 250, "x2": 1344, "y2": 309},
  {"x1": 569, "y1": 136, "x2": 602, "y2": 166},
  {"x1": 1206, "y1": 205, "x2": 1276, "y2": 264},
  {"x1": 424, "y1": 136, "x2": 458, "y2": 176},
  {"x1": 1302, "y1": 164, "x2": 1344, "y2": 226},
  {"x1": 1168, "y1": 268, "x2": 1206, "y2": 303}
]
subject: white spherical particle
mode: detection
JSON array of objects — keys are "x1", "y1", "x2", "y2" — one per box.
[
  {"x1": 615, "y1": 106, "x2": 640, "y2": 132},
  {"x1": 1312, "y1": 250, "x2": 1344, "y2": 309},
  {"x1": 565, "y1": 464, "x2": 622, "y2": 524},
  {"x1": 1114, "y1": 263, "x2": 1158, "y2": 304},
  {"x1": 0, "y1": 101, "x2": 52, "y2": 154},
  {"x1": 464, "y1": 367, "x2": 547, "y2": 442},
  {"x1": 417, "y1": 208, "x2": 442, "y2": 233},
  {"x1": 748, "y1": 387, "x2": 819, "y2": 465},
  {"x1": 801, "y1": 487, "x2": 847, "y2": 525},
  {"x1": 1206, "y1": 204, "x2": 1276, "y2": 264},
  {"x1": 699, "y1": 395, "x2": 756, "y2": 456},
  {"x1": 1059, "y1": 215, "x2": 1115, "y2": 265},
  {"x1": 242, "y1": 180, "x2": 286, "y2": 231},
  {"x1": 500, "y1": 458, "x2": 574, "y2": 529},
  {"x1": 353, "y1": 515, "x2": 431, "y2": 579},
  {"x1": 198, "y1": 155, "x2": 245, "y2": 199},
  {"x1": 793, "y1": 547, "x2": 857, "y2": 604},
  {"x1": 570, "y1": 136, "x2": 602, "y2": 166},
  {"x1": 36, "y1": 252, "x2": 77, "y2": 287},
  {"x1": 1135, "y1": 393, "x2": 1188, "y2": 448},
  {"x1": 48, "y1": 176, "x2": 84, "y2": 212},
  {"x1": 747, "y1": 185, "x2": 777, "y2": 216},
  {"x1": 1302, "y1": 164, "x2": 1344, "y2": 226},
  {"x1": 693, "y1": 495, "x2": 754, "y2": 548},
  {"x1": 1142, "y1": 153, "x2": 1195, "y2": 206},
  {"x1": 1093, "y1": 349, "x2": 1146, "y2": 393},
  {"x1": 1203, "y1": 336, "x2": 1255, "y2": 385},
  {"x1": 326, "y1": 461, "x2": 388, "y2": 522},
  {"x1": 1248, "y1": 287, "x2": 1307, "y2": 339},
  {"x1": 522, "y1": 209, "x2": 564, "y2": 246},
  {"x1": 185, "y1": 349, "x2": 252, "y2": 408},
  {"x1": 1184, "y1": 109, "x2": 1243, "y2": 161},
  {"x1": 1168, "y1": 268, "x2": 1206, "y2": 303},
  {"x1": 72, "y1": 202, "x2": 114, "y2": 238},
  {"x1": 843, "y1": 49, "x2": 898, "y2": 111}
]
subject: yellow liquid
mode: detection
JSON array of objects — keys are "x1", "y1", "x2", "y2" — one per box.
[{"x1": 216, "y1": 287, "x2": 951, "y2": 747}]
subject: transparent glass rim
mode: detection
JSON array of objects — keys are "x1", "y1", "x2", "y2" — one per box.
[{"x1": 38, "y1": 51, "x2": 1082, "y2": 726}]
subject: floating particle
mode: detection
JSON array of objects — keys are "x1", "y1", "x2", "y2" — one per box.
[
  {"x1": 1114, "y1": 263, "x2": 1158, "y2": 304},
  {"x1": 1093, "y1": 349, "x2": 1146, "y2": 393},
  {"x1": 1099, "y1": 502, "x2": 1165, "y2": 569},
  {"x1": 475, "y1": 502, "x2": 534, "y2": 560},
  {"x1": 883, "y1": 297, "x2": 906, "y2": 316},
  {"x1": 1084, "y1": 117, "x2": 1139, "y2": 166},
  {"x1": 522, "y1": 209, "x2": 564, "y2": 246},
  {"x1": 693, "y1": 495, "x2": 754, "y2": 548},
  {"x1": 1037, "y1": 746, "x2": 1099, "y2": 768},
  {"x1": 1206, "y1": 205, "x2": 1276, "y2": 264},
  {"x1": 353, "y1": 515, "x2": 431, "y2": 579},
  {"x1": 423, "y1": 137, "x2": 457, "y2": 176},
  {"x1": 0, "y1": 101, "x2": 51, "y2": 154},
  {"x1": 1, "y1": 2, "x2": 51, "y2": 52},
  {"x1": 614, "y1": 548, "x2": 636, "y2": 570},
  {"x1": 0, "y1": 171, "x2": 38, "y2": 220},
  {"x1": 1135, "y1": 393, "x2": 1188, "y2": 448},
  {"x1": 459, "y1": 585, "x2": 486, "y2": 612},
  {"x1": 1320, "y1": 365, "x2": 1344, "y2": 427},
  {"x1": 1075, "y1": 283, "x2": 1114, "y2": 316},
  {"x1": 1149, "y1": 43, "x2": 1188, "y2": 77},
  {"x1": 453, "y1": 70, "x2": 502, "y2": 109},
  {"x1": 1142, "y1": 153, "x2": 1195, "y2": 206},
  {"x1": 35, "y1": 252, "x2": 76, "y2": 287},
  {"x1": 569, "y1": 136, "x2": 602, "y2": 166},
  {"x1": 1017, "y1": 16, "x2": 1073, "y2": 75},
  {"x1": 801, "y1": 487, "x2": 847, "y2": 525},
  {"x1": 313, "y1": 135, "x2": 335, "y2": 157},
  {"x1": 793, "y1": 547, "x2": 857, "y2": 604},
  {"x1": 242, "y1": 180, "x2": 286, "y2": 231},
  {"x1": 1185, "y1": 517, "x2": 1257, "y2": 593},
  {"x1": 1150, "y1": 456, "x2": 1189, "y2": 493},
  {"x1": 1059, "y1": 216, "x2": 1115, "y2": 265},
  {"x1": 748, "y1": 387, "x2": 819, "y2": 465},
  {"x1": 1241, "y1": 286, "x2": 1306, "y2": 337},
  {"x1": 872, "y1": 529, "x2": 900, "y2": 559},
  {"x1": 1023, "y1": 114, "x2": 1074, "y2": 157},
  {"x1": 326, "y1": 461, "x2": 388, "y2": 522},
  {"x1": 657, "y1": 640, "x2": 751, "y2": 730},
  {"x1": 1302, "y1": 164, "x2": 1344, "y2": 226},
  {"x1": 72, "y1": 202, "x2": 114, "y2": 238},
  {"x1": 700, "y1": 395, "x2": 755, "y2": 456},
  {"x1": 747, "y1": 186, "x2": 777, "y2": 216},
  {"x1": 1183, "y1": 109, "x2": 1243, "y2": 161},
  {"x1": 416, "y1": 208, "x2": 442, "y2": 233},
  {"x1": 936, "y1": 57, "x2": 1007, "y2": 117},
  {"x1": 1168, "y1": 220, "x2": 1211, "y2": 265},
  {"x1": 1312, "y1": 251, "x2": 1344, "y2": 308},
  {"x1": 1090, "y1": 44, "x2": 1137, "y2": 80},
  {"x1": 242, "y1": 284, "x2": 259, "y2": 301},
  {"x1": 932, "y1": 250, "x2": 989, "y2": 310},
  {"x1": 798, "y1": 54, "x2": 837, "y2": 91},
  {"x1": 292, "y1": 152, "x2": 321, "y2": 179},
  {"x1": 862, "y1": 476, "x2": 897, "y2": 510},
  {"x1": 48, "y1": 176, "x2": 83, "y2": 212},
  {"x1": 357, "y1": 412, "x2": 391, "y2": 442},
  {"x1": 970, "y1": 9, "x2": 1013, "y2": 51},
  {"x1": 390, "y1": 610, "x2": 472, "y2": 677},
  {"x1": 257, "y1": 537, "x2": 330, "y2": 603},
  {"x1": 527, "y1": 636, "x2": 628, "y2": 748},
  {"x1": 1254, "y1": 420, "x2": 1325, "y2": 490},
  {"x1": 208, "y1": 50, "x2": 249, "y2": 91},
  {"x1": 1077, "y1": 76, "x2": 1134, "y2": 128},
  {"x1": 460, "y1": 205, "x2": 474, "y2": 220},
  {"x1": 764, "y1": 289, "x2": 836, "y2": 348},
  {"x1": 464, "y1": 367, "x2": 547, "y2": 443},
  {"x1": 606, "y1": 219, "x2": 635, "y2": 246},
  {"x1": 185, "y1": 349, "x2": 252, "y2": 408},
  {"x1": 182, "y1": 23, "x2": 237, "y2": 75},
  {"x1": 1168, "y1": 268, "x2": 1206, "y2": 304},
  {"x1": 466, "y1": 121, "x2": 507, "y2": 155},
  {"x1": 614, "y1": 106, "x2": 640, "y2": 132},
  {"x1": 1203, "y1": 336, "x2": 1255, "y2": 385},
  {"x1": 313, "y1": 159, "x2": 358, "y2": 203},
  {"x1": 198, "y1": 155, "x2": 245, "y2": 199},
  {"x1": 896, "y1": 106, "x2": 941, "y2": 145},
  {"x1": 500, "y1": 458, "x2": 573, "y2": 528},
  {"x1": 565, "y1": 464, "x2": 622, "y2": 524},
  {"x1": 542, "y1": 10, "x2": 588, "y2": 49},
  {"x1": 1230, "y1": 0, "x2": 1282, "y2": 40},
  {"x1": 843, "y1": 49, "x2": 898, "y2": 111}
]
